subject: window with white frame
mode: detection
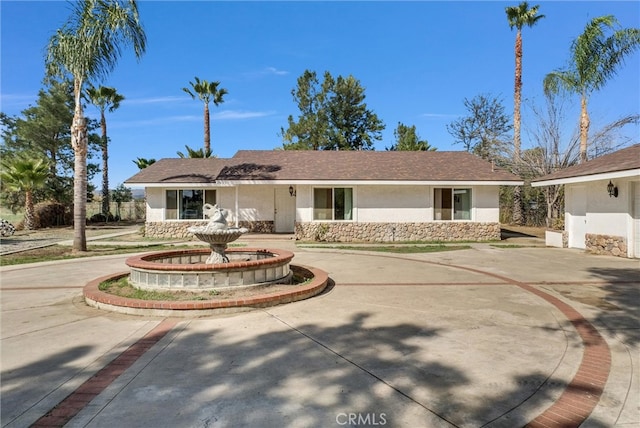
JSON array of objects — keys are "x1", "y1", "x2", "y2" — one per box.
[
  {"x1": 434, "y1": 188, "x2": 472, "y2": 220},
  {"x1": 313, "y1": 187, "x2": 353, "y2": 220},
  {"x1": 165, "y1": 189, "x2": 216, "y2": 220}
]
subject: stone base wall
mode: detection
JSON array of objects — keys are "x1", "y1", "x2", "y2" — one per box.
[
  {"x1": 295, "y1": 222, "x2": 500, "y2": 242},
  {"x1": 145, "y1": 220, "x2": 274, "y2": 239},
  {"x1": 585, "y1": 234, "x2": 628, "y2": 258},
  {"x1": 238, "y1": 220, "x2": 274, "y2": 234}
]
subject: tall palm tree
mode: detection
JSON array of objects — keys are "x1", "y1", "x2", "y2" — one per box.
[
  {"x1": 1, "y1": 155, "x2": 50, "y2": 230},
  {"x1": 183, "y1": 77, "x2": 228, "y2": 154},
  {"x1": 506, "y1": 2, "x2": 544, "y2": 225},
  {"x1": 45, "y1": 0, "x2": 146, "y2": 251},
  {"x1": 544, "y1": 15, "x2": 640, "y2": 163},
  {"x1": 86, "y1": 85, "x2": 124, "y2": 217}
]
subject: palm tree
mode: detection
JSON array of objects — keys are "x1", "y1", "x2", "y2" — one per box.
[
  {"x1": 86, "y1": 85, "x2": 124, "y2": 217},
  {"x1": 544, "y1": 15, "x2": 640, "y2": 163},
  {"x1": 176, "y1": 144, "x2": 213, "y2": 158},
  {"x1": 45, "y1": 0, "x2": 146, "y2": 251},
  {"x1": 133, "y1": 157, "x2": 156, "y2": 169},
  {"x1": 1, "y1": 155, "x2": 50, "y2": 230},
  {"x1": 183, "y1": 77, "x2": 228, "y2": 154},
  {"x1": 506, "y1": 2, "x2": 544, "y2": 225}
]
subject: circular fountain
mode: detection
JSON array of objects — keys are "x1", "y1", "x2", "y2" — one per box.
[
  {"x1": 83, "y1": 204, "x2": 329, "y2": 316},
  {"x1": 127, "y1": 204, "x2": 291, "y2": 291}
]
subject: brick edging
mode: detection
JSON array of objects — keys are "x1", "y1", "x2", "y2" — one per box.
[
  {"x1": 31, "y1": 319, "x2": 178, "y2": 427},
  {"x1": 83, "y1": 264, "x2": 329, "y2": 314}
]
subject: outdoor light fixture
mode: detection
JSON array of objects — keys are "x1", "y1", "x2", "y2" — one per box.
[
  {"x1": 289, "y1": 185, "x2": 296, "y2": 197},
  {"x1": 607, "y1": 180, "x2": 618, "y2": 198}
]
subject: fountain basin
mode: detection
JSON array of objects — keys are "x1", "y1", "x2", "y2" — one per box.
[{"x1": 126, "y1": 248, "x2": 294, "y2": 291}]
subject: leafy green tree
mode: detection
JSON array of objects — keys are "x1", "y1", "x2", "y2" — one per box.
[
  {"x1": 1, "y1": 81, "x2": 101, "y2": 206},
  {"x1": 282, "y1": 70, "x2": 384, "y2": 150},
  {"x1": 1, "y1": 81, "x2": 74, "y2": 178},
  {"x1": 544, "y1": 15, "x2": 640, "y2": 163},
  {"x1": 183, "y1": 77, "x2": 228, "y2": 154},
  {"x1": 0, "y1": 155, "x2": 50, "y2": 229},
  {"x1": 110, "y1": 183, "x2": 133, "y2": 220},
  {"x1": 176, "y1": 145, "x2": 213, "y2": 158},
  {"x1": 386, "y1": 122, "x2": 436, "y2": 151},
  {"x1": 446, "y1": 94, "x2": 512, "y2": 161},
  {"x1": 45, "y1": 0, "x2": 146, "y2": 251},
  {"x1": 506, "y1": 2, "x2": 545, "y2": 225},
  {"x1": 86, "y1": 85, "x2": 124, "y2": 216},
  {"x1": 133, "y1": 157, "x2": 156, "y2": 169}
]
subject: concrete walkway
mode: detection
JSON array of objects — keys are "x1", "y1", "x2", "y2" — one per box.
[{"x1": 0, "y1": 237, "x2": 638, "y2": 427}]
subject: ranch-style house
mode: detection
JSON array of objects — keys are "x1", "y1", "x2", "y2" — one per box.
[{"x1": 125, "y1": 150, "x2": 523, "y2": 242}]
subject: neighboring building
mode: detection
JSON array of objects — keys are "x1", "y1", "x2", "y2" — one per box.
[
  {"x1": 532, "y1": 144, "x2": 640, "y2": 258},
  {"x1": 125, "y1": 150, "x2": 522, "y2": 242}
]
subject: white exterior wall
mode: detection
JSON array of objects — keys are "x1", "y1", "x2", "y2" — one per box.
[
  {"x1": 145, "y1": 188, "x2": 165, "y2": 222},
  {"x1": 584, "y1": 180, "x2": 631, "y2": 237},
  {"x1": 294, "y1": 184, "x2": 500, "y2": 222},
  {"x1": 357, "y1": 185, "x2": 430, "y2": 222},
  {"x1": 565, "y1": 177, "x2": 639, "y2": 257},
  {"x1": 144, "y1": 184, "x2": 502, "y2": 224},
  {"x1": 474, "y1": 186, "x2": 500, "y2": 222},
  {"x1": 236, "y1": 185, "x2": 275, "y2": 222}
]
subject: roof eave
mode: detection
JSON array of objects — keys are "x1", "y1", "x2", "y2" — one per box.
[{"x1": 532, "y1": 168, "x2": 640, "y2": 187}]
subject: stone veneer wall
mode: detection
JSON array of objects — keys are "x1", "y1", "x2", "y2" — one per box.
[
  {"x1": 295, "y1": 222, "x2": 500, "y2": 242},
  {"x1": 585, "y1": 234, "x2": 628, "y2": 258},
  {"x1": 145, "y1": 220, "x2": 274, "y2": 239}
]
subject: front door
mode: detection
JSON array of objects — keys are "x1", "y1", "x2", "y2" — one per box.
[
  {"x1": 274, "y1": 187, "x2": 296, "y2": 233},
  {"x1": 569, "y1": 185, "x2": 587, "y2": 249}
]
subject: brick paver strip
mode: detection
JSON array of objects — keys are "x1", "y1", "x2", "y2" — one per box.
[{"x1": 30, "y1": 319, "x2": 178, "y2": 428}]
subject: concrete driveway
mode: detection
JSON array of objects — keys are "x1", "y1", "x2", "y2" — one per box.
[{"x1": 1, "y1": 239, "x2": 638, "y2": 427}]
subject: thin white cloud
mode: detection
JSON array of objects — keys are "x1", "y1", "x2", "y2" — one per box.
[
  {"x1": 264, "y1": 67, "x2": 289, "y2": 76},
  {"x1": 242, "y1": 67, "x2": 290, "y2": 79},
  {"x1": 213, "y1": 110, "x2": 275, "y2": 120},
  {"x1": 125, "y1": 96, "x2": 186, "y2": 105},
  {"x1": 111, "y1": 110, "x2": 273, "y2": 128},
  {"x1": 111, "y1": 115, "x2": 200, "y2": 128},
  {"x1": 0, "y1": 93, "x2": 38, "y2": 111}
]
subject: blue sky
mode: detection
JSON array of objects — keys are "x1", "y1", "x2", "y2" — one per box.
[{"x1": 2, "y1": 1, "x2": 639, "y2": 189}]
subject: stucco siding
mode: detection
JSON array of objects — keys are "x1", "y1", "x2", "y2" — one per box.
[
  {"x1": 564, "y1": 178, "x2": 638, "y2": 257},
  {"x1": 357, "y1": 186, "x2": 430, "y2": 222},
  {"x1": 474, "y1": 186, "x2": 499, "y2": 222},
  {"x1": 584, "y1": 180, "x2": 630, "y2": 237},
  {"x1": 145, "y1": 188, "x2": 165, "y2": 222},
  {"x1": 237, "y1": 185, "x2": 274, "y2": 222}
]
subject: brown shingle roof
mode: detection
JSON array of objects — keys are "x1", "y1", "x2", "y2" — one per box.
[
  {"x1": 126, "y1": 158, "x2": 227, "y2": 183},
  {"x1": 126, "y1": 150, "x2": 522, "y2": 184},
  {"x1": 532, "y1": 144, "x2": 640, "y2": 183}
]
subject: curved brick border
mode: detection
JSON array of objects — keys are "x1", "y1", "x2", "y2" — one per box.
[
  {"x1": 83, "y1": 264, "x2": 329, "y2": 317},
  {"x1": 404, "y1": 258, "x2": 612, "y2": 427}
]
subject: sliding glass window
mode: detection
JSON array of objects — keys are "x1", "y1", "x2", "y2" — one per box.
[
  {"x1": 434, "y1": 188, "x2": 472, "y2": 220},
  {"x1": 313, "y1": 188, "x2": 353, "y2": 221},
  {"x1": 165, "y1": 189, "x2": 216, "y2": 220}
]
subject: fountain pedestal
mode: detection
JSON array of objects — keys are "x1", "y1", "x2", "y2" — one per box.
[{"x1": 186, "y1": 204, "x2": 248, "y2": 264}]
